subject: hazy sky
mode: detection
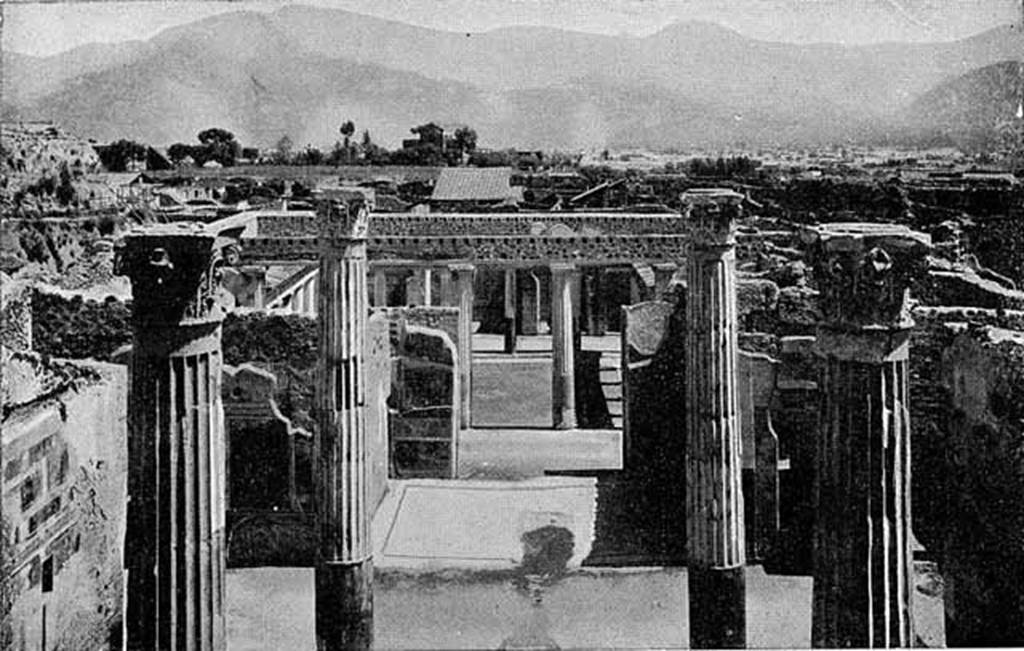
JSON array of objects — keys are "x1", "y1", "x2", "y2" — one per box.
[{"x1": 4, "y1": 0, "x2": 1020, "y2": 56}]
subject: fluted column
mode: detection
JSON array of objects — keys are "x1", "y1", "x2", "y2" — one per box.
[
  {"x1": 684, "y1": 190, "x2": 746, "y2": 649},
  {"x1": 118, "y1": 224, "x2": 232, "y2": 651},
  {"x1": 314, "y1": 203, "x2": 373, "y2": 650},
  {"x1": 451, "y1": 263, "x2": 475, "y2": 430},
  {"x1": 808, "y1": 223, "x2": 931, "y2": 649},
  {"x1": 550, "y1": 263, "x2": 579, "y2": 429},
  {"x1": 439, "y1": 268, "x2": 455, "y2": 306}
]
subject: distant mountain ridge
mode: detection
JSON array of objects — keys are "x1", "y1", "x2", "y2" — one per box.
[
  {"x1": 4, "y1": 6, "x2": 1019, "y2": 150},
  {"x1": 900, "y1": 61, "x2": 1024, "y2": 150}
]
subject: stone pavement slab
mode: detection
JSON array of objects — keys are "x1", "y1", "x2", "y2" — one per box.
[{"x1": 371, "y1": 477, "x2": 598, "y2": 570}]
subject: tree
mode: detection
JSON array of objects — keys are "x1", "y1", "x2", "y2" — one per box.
[
  {"x1": 340, "y1": 120, "x2": 356, "y2": 163},
  {"x1": 102, "y1": 139, "x2": 148, "y2": 172},
  {"x1": 196, "y1": 127, "x2": 239, "y2": 166},
  {"x1": 296, "y1": 146, "x2": 324, "y2": 166},
  {"x1": 357, "y1": 130, "x2": 389, "y2": 166},
  {"x1": 328, "y1": 141, "x2": 346, "y2": 166},
  {"x1": 273, "y1": 135, "x2": 294, "y2": 165},
  {"x1": 197, "y1": 127, "x2": 236, "y2": 146},
  {"x1": 167, "y1": 143, "x2": 194, "y2": 164},
  {"x1": 453, "y1": 127, "x2": 477, "y2": 155}
]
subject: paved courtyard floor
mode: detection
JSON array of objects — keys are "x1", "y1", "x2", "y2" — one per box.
[
  {"x1": 226, "y1": 476, "x2": 945, "y2": 649},
  {"x1": 227, "y1": 565, "x2": 814, "y2": 650}
]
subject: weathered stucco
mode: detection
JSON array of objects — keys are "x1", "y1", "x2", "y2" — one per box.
[{"x1": 2, "y1": 354, "x2": 127, "y2": 650}]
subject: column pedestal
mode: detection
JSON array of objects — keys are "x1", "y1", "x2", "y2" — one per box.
[
  {"x1": 689, "y1": 566, "x2": 746, "y2": 649},
  {"x1": 316, "y1": 559, "x2": 373, "y2": 650},
  {"x1": 550, "y1": 263, "x2": 579, "y2": 429}
]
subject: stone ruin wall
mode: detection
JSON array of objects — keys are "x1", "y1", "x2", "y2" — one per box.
[
  {"x1": 221, "y1": 312, "x2": 392, "y2": 568},
  {"x1": 962, "y1": 211, "x2": 1024, "y2": 289},
  {"x1": 2, "y1": 353, "x2": 127, "y2": 651},
  {"x1": 376, "y1": 307, "x2": 460, "y2": 478},
  {"x1": 929, "y1": 323, "x2": 1024, "y2": 645},
  {"x1": 364, "y1": 313, "x2": 393, "y2": 506},
  {"x1": 30, "y1": 288, "x2": 132, "y2": 362}
]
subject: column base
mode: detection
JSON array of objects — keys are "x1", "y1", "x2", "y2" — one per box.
[
  {"x1": 688, "y1": 565, "x2": 746, "y2": 649},
  {"x1": 315, "y1": 558, "x2": 373, "y2": 651},
  {"x1": 553, "y1": 408, "x2": 577, "y2": 430}
]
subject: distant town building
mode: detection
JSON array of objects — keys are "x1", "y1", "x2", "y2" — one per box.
[{"x1": 402, "y1": 123, "x2": 445, "y2": 151}]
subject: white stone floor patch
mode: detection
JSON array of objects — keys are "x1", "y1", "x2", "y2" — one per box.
[{"x1": 373, "y1": 478, "x2": 597, "y2": 569}]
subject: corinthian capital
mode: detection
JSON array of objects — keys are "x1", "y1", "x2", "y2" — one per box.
[
  {"x1": 682, "y1": 188, "x2": 744, "y2": 248},
  {"x1": 806, "y1": 222, "x2": 931, "y2": 331},
  {"x1": 115, "y1": 223, "x2": 234, "y2": 328}
]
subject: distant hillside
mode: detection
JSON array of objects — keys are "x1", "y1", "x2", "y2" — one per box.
[
  {"x1": 900, "y1": 61, "x2": 1024, "y2": 151},
  {"x1": 3, "y1": 6, "x2": 1019, "y2": 150}
]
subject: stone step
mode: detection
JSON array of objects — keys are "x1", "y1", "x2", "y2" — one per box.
[
  {"x1": 602, "y1": 385, "x2": 623, "y2": 400},
  {"x1": 597, "y1": 353, "x2": 624, "y2": 429}
]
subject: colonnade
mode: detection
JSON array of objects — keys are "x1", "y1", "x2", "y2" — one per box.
[{"x1": 119, "y1": 204, "x2": 930, "y2": 650}]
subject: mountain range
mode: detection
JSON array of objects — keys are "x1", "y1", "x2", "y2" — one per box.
[{"x1": 3, "y1": 5, "x2": 1021, "y2": 150}]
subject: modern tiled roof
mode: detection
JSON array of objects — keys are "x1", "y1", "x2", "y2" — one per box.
[{"x1": 430, "y1": 167, "x2": 520, "y2": 202}]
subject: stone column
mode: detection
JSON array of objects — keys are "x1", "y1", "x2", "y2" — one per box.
[
  {"x1": 593, "y1": 268, "x2": 608, "y2": 336},
  {"x1": 550, "y1": 263, "x2": 579, "y2": 429},
  {"x1": 451, "y1": 263, "x2": 475, "y2": 430},
  {"x1": 807, "y1": 223, "x2": 930, "y2": 649},
  {"x1": 423, "y1": 267, "x2": 433, "y2": 306},
  {"x1": 372, "y1": 269, "x2": 387, "y2": 308},
  {"x1": 684, "y1": 190, "x2": 746, "y2": 649},
  {"x1": 582, "y1": 269, "x2": 598, "y2": 335},
  {"x1": 439, "y1": 268, "x2": 455, "y2": 307},
  {"x1": 518, "y1": 270, "x2": 541, "y2": 336},
  {"x1": 504, "y1": 268, "x2": 518, "y2": 354},
  {"x1": 314, "y1": 203, "x2": 373, "y2": 650},
  {"x1": 118, "y1": 224, "x2": 231, "y2": 651}
]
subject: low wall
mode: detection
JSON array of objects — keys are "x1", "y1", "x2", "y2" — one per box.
[{"x1": 222, "y1": 312, "x2": 392, "y2": 567}]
